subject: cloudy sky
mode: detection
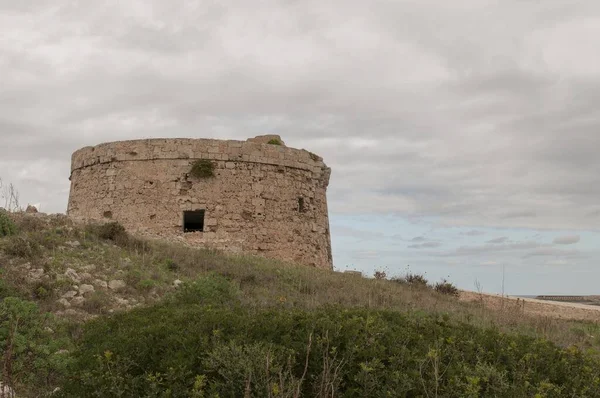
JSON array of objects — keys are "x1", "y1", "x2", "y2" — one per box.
[{"x1": 2, "y1": 0, "x2": 600, "y2": 295}]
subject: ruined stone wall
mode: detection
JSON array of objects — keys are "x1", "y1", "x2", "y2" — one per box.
[{"x1": 67, "y1": 136, "x2": 333, "y2": 268}]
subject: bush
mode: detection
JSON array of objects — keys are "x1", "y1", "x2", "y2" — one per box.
[
  {"x1": 434, "y1": 279, "x2": 460, "y2": 297},
  {"x1": 164, "y1": 258, "x2": 179, "y2": 272},
  {"x1": 3, "y1": 235, "x2": 42, "y2": 258},
  {"x1": 83, "y1": 291, "x2": 110, "y2": 314},
  {"x1": 32, "y1": 281, "x2": 54, "y2": 300},
  {"x1": 373, "y1": 270, "x2": 387, "y2": 280},
  {"x1": 267, "y1": 138, "x2": 282, "y2": 145},
  {"x1": 137, "y1": 279, "x2": 157, "y2": 291},
  {"x1": 0, "y1": 210, "x2": 17, "y2": 237},
  {"x1": 56, "y1": 304, "x2": 600, "y2": 397},
  {"x1": 0, "y1": 298, "x2": 73, "y2": 394},
  {"x1": 95, "y1": 222, "x2": 127, "y2": 242},
  {"x1": 190, "y1": 159, "x2": 215, "y2": 179},
  {"x1": 404, "y1": 273, "x2": 429, "y2": 287}
]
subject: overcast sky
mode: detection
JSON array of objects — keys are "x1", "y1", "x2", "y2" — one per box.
[{"x1": 2, "y1": 1, "x2": 600, "y2": 294}]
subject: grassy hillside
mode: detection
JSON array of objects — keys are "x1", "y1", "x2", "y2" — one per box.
[{"x1": 2, "y1": 211, "x2": 600, "y2": 397}]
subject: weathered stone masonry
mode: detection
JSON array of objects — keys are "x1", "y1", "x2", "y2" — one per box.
[{"x1": 67, "y1": 135, "x2": 333, "y2": 269}]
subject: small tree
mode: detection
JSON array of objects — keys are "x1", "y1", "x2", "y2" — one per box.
[{"x1": 0, "y1": 178, "x2": 20, "y2": 212}]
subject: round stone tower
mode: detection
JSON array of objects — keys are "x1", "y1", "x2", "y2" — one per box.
[{"x1": 67, "y1": 135, "x2": 333, "y2": 269}]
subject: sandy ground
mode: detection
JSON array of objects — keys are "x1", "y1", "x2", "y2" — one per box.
[{"x1": 459, "y1": 291, "x2": 600, "y2": 322}]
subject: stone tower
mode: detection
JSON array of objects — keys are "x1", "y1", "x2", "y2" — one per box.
[{"x1": 67, "y1": 135, "x2": 333, "y2": 268}]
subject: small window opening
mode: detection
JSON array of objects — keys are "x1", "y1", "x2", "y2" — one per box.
[
  {"x1": 298, "y1": 197, "x2": 305, "y2": 213},
  {"x1": 183, "y1": 210, "x2": 205, "y2": 232}
]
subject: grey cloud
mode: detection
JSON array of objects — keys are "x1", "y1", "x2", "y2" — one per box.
[
  {"x1": 553, "y1": 235, "x2": 580, "y2": 245},
  {"x1": 486, "y1": 237, "x2": 509, "y2": 244},
  {"x1": 408, "y1": 242, "x2": 442, "y2": 249},
  {"x1": 1, "y1": 0, "x2": 600, "y2": 235},
  {"x1": 462, "y1": 230, "x2": 486, "y2": 236},
  {"x1": 440, "y1": 241, "x2": 542, "y2": 257},
  {"x1": 524, "y1": 248, "x2": 581, "y2": 258},
  {"x1": 411, "y1": 236, "x2": 426, "y2": 242}
]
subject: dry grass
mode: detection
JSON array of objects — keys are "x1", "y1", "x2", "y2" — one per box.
[{"x1": 2, "y1": 213, "x2": 600, "y2": 352}]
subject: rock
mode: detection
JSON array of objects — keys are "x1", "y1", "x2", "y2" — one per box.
[
  {"x1": 71, "y1": 296, "x2": 85, "y2": 307},
  {"x1": 109, "y1": 279, "x2": 126, "y2": 291},
  {"x1": 61, "y1": 290, "x2": 77, "y2": 299},
  {"x1": 64, "y1": 268, "x2": 80, "y2": 283},
  {"x1": 65, "y1": 240, "x2": 81, "y2": 248},
  {"x1": 93, "y1": 279, "x2": 108, "y2": 289},
  {"x1": 173, "y1": 279, "x2": 183, "y2": 288},
  {"x1": 28, "y1": 268, "x2": 45, "y2": 280},
  {"x1": 44, "y1": 327, "x2": 55, "y2": 334},
  {"x1": 115, "y1": 297, "x2": 130, "y2": 306},
  {"x1": 57, "y1": 298, "x2": 71, "y2": 308},
  {"x1": 81, "y1": 264, "x2": 97, "y2": 272},
  {"x1": 25, "y1": 204, "x2": 38, "y2": 213},
  {"x1": 0, "y1": 382, "x2": 15, "y2": 398},
  {"x1": 79, "y1": 272, "x2": 93, "y2": 282},
  {"x1": 79, "y1": 284, "x2": 95, "y2": 296}
]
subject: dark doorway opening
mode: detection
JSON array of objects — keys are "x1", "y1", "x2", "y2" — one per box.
[{"x1": 183, "y1": 210, "x2": 205, "y2": 232}]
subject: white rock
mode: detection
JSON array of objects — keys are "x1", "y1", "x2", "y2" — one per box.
[
  {"x1": 81, "y1": 264, "x2": 97, "y2": 272},
  {"x1": 109, "y1": 279, "x2": 126, "y2": 291},
  {"x1": 65, "y1": 240, "x2": 81, "y2": 248},
  {"x1": 57, "y1": 298, "x2": 71, "y2": 308},
  {"x1": 61, "y1": 291, "x2": 77, "y2": 299},
  {"x1": 173, "y1": 279, "x2": 183, "y2": 288},
  {"x1": 28, "y1": 268, "x2": 45, "y2": 280},
  {"x1": 64, "y1": 268, "x2": 80, "y2": 283},
  {"x1": 79, "y1": 284, "x2": 95, "y2": 296},
  {"x1": 71, "y1": 296, "x2": 85, "y2": 307},
  {"x1": 80, "y1": 272, "x2": 93, "y2": 282},
  {"x1": 0, "y1": 382, "x2": 15, "y2": 398},
  {"x1": 115, "y1": 297, "x2": 130, "y2": 306},
  {"x1": 93, "y1": 279, "x2": 108, "y2": 289}
]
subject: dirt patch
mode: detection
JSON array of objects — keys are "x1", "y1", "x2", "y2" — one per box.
[{"x1": 460, "y1": 290, "x2": 600, "y2": 321}]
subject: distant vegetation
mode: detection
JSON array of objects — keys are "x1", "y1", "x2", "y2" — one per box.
[
  {"x1": 190, "y1": 159, "x2": 216, "y2": 179},
  {"x1": 267, "y1": 138, "x2": 283, "y2": 145},
  {"x1": 1, "y1": 214, "x2": 600, "y2": 396}
]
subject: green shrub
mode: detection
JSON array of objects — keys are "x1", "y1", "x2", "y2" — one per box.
[
  {"x1": 0, "y1": 297, "x2": 73, "y2": 394},
  {"x1": 83, "y1": 291, "x2": 110, "y2": 314},
  {"x1": 137, "y1": 279, "x2": 157, "y2": 291},
  {"x1": 32, "y1": 281, "x2": 54, "y2": 300},
  {"x1": 267, "y1": 138, "x2": 282, "y2": 145},
  {"x1": 190, "y1": 159, "x2": 215, "y2": 179},
  {"x1": 56, "y1": 304, "x2": 600, "y2": 397},
  {"x1": 164, "y1": 258, "x2": 179, "y2": 272},
  {"x1": 3, "y1": 235, "x2": 42, "y2": 258},
  {"x1": 173, "y1": 274, "x2": 239, "y2": 306},
  {"x1": 404, "y1": 273, "x2": 429, "y2": 287},
  {"x1": 0, "y1": 277, "x2": 17, "y2": 299},
  {"x1": 95, "y1": 222, "x2": 127, "y2": 242},
  {"x1": 0, "y1": 210, "x2": 17, "y2": 237},
  {"x1": 434, "y1": 279, "x2": 460, "y2": 297}
]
